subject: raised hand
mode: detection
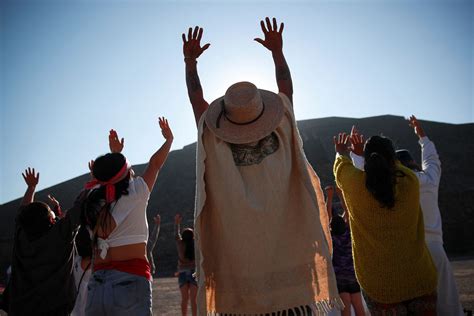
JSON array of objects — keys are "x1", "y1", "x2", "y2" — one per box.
[
  {"x1": 158, "y1": 117, "x2": 173, "y2": 142},
  {"x1": 349, "y1": 125, "x2": 365, "y2": 156},
  {"x1": 254, "y1": 17, "x2": 284, "y2": 52},
  {"x1": 154, "y1": 214, "x2": 161, "y2": 225},
  {"x1": 333, "y1": 133, "x2": 350, "y2": 155},
  {"x1": 175, "y1": 213, "x2": 182, "y2": 225},
  {"x1": 109, "y1": 129, "x2": 124, "y2": 153},
  {"x1": 182, "y1": 26, "x2": 210, "y2": 60},
  {"x1": 48, "y1": 194, "x2": 60, "y2": 209},
  {"x1": 22, "y1": 167, "x2": 39, "y2": 188},
  {"x1": 48, "y1": 194, "x2": 64, "y2": 218},
  {"x1": 407, "y1": 115, "x2": 426, "y2": 138},
  {"x1": 324, "y1": 185, "x2": 334, "y2": 196}
]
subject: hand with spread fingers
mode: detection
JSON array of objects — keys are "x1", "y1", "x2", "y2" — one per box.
[
  {"x1": 109, "y1": 129, "x2": 124, "y2": 153},
  {"x1": 254, "y1": 17, "x2": 284, "y2": 52},
  {"x1": 158, "y1": 117, "x2": 173, "y2": 142},
  {"x1": 408, "y1": 115, "x2": 426, "y2": 138},
  {"x1": 334, "y1": 133, "x2": 350, "y2": 155},
  {"x1": 349, "y1": 126, "x2": 365, "y2": 156},
  {"x1": 22, "y1": 167, "x2": 40, "y2": 188},
  {"x1": 182, "y1": 26, "x2": 210, "y2": 61}
]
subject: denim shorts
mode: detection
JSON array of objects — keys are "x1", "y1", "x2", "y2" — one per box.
[
  {"x1": 85, "y1": 269, "x2": 152, "y2": 316},
  {"x1": 178, "y1": 269, "x2": 197, "y2": 288}
]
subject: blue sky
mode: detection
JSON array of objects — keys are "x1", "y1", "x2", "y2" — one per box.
[{"x1": 1, "y1": 0, "x2": 472, "y2": 204}]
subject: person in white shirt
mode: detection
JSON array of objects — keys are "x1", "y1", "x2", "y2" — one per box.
[
  {"x1": 71, "y1": 226, "x2": 92, "y2": 316},
  {"x1": 349, "y1": 116, "x2": 464, "y2": 316}
]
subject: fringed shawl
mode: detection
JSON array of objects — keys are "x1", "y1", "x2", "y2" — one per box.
[{"x1": 194, "y1": 93, "x2": 342, "y2": 315}]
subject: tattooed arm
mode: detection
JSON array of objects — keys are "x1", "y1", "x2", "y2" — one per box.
[
  {"x1": 182, "y1": 26, "x2": 211, "y2": 126},
  {"x1": 255, "y1": 17, "x2": 293, "y2": 103}
]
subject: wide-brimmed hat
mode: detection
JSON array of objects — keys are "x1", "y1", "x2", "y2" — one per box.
[{"x1": 205, "y1": 82, "x2": 285, "y2": 144}]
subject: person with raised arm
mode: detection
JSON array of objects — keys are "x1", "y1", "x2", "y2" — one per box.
[
  {"x1": 183, "y1": 18, "x2": 341, "y2": 315},
  {"x1": 350, "y1": 117, "x2": 463, "y2": 315},
  {"x1": 2, "y1": 168, "x2": 86, "y2": 315},
  {"x1": 83, "y1": 118, "x2": 173, "y2": 315},
  {"x1": 174, "y1": 213, "x2": 197, "y2": 316},
  {"x1": 333, "y1": 132, "x2": 438, "y2": 315},
  {"x1": 146, "y1": 214, "x2": 161, "y2": 277},
  {"x1": 324, "y1": 185, "x2": 365, "y2": 316}
]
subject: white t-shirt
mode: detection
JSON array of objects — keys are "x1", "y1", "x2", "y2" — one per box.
[
  {"x1": 95, "y1": 176, "x2": 151, "y2": 258},
  {"x1": 71, "y1": 255, "x2": 91, "y2": 316}
]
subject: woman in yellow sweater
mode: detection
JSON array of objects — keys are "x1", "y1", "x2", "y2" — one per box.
[{"x1": 333, "y1": 133, "x2": 437, "y2": 315}]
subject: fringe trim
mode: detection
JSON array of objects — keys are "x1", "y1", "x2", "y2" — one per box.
[{"x1": 205, "y1": 297, "x2": 345, "y2": 316}]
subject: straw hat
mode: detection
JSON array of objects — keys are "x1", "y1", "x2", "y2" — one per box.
[{"x1": 205, "y1": 82, "x2": 285, "y2": 144}]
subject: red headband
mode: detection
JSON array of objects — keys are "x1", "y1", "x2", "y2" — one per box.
[{"x1": 85, "y1": 159, "x2": 131, "y2": 203}]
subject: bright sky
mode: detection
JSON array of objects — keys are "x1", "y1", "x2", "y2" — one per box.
[{"x1": 1, "y1": 0, "x2": 472, "y2": 204}]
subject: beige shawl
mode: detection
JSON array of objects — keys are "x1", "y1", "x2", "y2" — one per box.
[{"x1": 194, "y1": 93, "x2": 342, "y2": 315}]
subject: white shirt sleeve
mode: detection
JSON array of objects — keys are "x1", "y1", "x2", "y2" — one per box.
[
  {"x1": 415, "y1": 137, "x2": 441, "y2": 186},
  {"x1": 349, "y1": 151, "x2": 365, "y2": 171}
]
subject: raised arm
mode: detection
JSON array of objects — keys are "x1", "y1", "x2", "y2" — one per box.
[
  {"x1": 174, "y1": 213, "x2": 182, "y2": 241},
  {"x1": 324, "y1": 185, "x2": 334, "y2": 223},
  {"x1": 109, "y1": 129, "x2": 124, "y2": 153},
  {"x1": 408, "y1": 115, "x2": 441, "y2": 185},
  {"x1": 336, "y1": 187, "x2": 349, "y2": 223},
  {"x1": 147, "y1": 214, "x2": 161, "y2": 253},
  {"x1": 255, "y1": 17, "x2": 293, "y2": 103},
  {"x1": 349, "y1": 126, "x2": 365, "y2": 171},
  {"x1": 21, "y1": 168, "x2": 39, "y2": 206},
  {"x1": 48, "y1": 194, "x2": 64, "y2": 218},
  {"x1": 182, "y1": 26, "x2": 211, "y2": 126},
  {"x1": 142, "y1": 117, "x2": 174, "y2": 192}
]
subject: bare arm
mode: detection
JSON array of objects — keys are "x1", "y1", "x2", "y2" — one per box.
[
  {"x1": 174, "y1": 214, "x2": 182, "y2": 241},
  {"x1": 48, "y1": 194, "x2": 64, "y2": 218},
  {"x1": 183, "y1": 26, "x2": 211, "y2": 126},
  {"x1": 324, "y1": 186, "x2": 334, "y2": 223},
  {"x1": 147, "y1": 215, "x2": 161, "y2": 253},
  {"x1": 142, "y1": 117, "x2": 174, "y2": 192},
  {"x1": 21, "y1": 168, "x2": 39, "y2": 206},
  {"x1": 336, "y1": 187, "x2": 349, "y2": 223},
  {"x1": 255, "y1": 17, "x2": 293, "y2": 103}
]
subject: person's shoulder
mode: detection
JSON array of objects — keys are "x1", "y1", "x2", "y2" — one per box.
[{"x1": 128, "y1": 176, "x2": 150, "y2": 197}]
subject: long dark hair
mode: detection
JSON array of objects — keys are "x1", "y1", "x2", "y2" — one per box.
[
  {"x1": 181, "y1": 229, "x2": 195, "y2": 261},
  {"x1": 364, "y1": 136, "x2": 403, "y2": 209},
  {"x1": 83, "y1": 153, "x2": 130, "y2": 238}
]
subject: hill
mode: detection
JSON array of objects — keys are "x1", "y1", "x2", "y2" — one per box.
[{"x1": 1, "y1": 115, "x2": 473, "y2": 278}]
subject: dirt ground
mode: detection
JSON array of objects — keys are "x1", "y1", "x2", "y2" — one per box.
[
  {"x1": 153, "y1": 259, "x2": 474, "y2": 315},
  {"x1": 0, "y1": 259, "x2": 471, "y2": 315}
]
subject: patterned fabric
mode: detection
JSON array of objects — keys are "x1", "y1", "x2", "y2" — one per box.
[
  {"x1": 363, "y1": 291, "x2": 437, "y2": 316},
  {"x1": 230, "y1": 132, "x2": 279, "y2": 166},
  {"x1": 331, "y1": 223, "x2": 357, "y2": 284}
]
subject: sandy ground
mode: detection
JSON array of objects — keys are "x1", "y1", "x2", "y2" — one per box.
[
  {"x1": 0, "y1": 260, "x2": 472, "y2": 315},
  {"x1": 153, "y1": 259, "x2": 474, "y2": 315}
]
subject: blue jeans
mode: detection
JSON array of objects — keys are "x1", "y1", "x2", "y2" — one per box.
[{"x1": 85, "y1": 269, "x2": 152, "y2": 316}]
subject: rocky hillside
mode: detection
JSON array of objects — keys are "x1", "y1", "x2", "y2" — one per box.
[{"x1": 1, "y1": 115, "x2": 473, "y2": 278}]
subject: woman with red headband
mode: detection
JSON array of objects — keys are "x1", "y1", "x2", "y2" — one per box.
[{"x1": 83, "y1": 117, "x2": 173, "y2": 316}]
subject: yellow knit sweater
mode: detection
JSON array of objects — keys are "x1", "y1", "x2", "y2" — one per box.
[{"x1": 334, "y1": 154, "x2": 437, "y2": 304}]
